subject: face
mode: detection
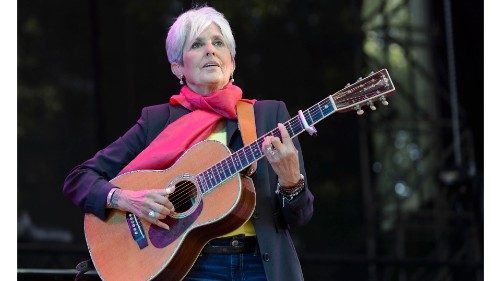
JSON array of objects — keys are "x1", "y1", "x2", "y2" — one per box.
[{"x1": 172, "y1": 23, "x2": 235, "y2": 95}]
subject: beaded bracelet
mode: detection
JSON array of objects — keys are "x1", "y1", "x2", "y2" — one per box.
[{"x1": 275, "y1": 174, "x2": 305, "y2": 205}]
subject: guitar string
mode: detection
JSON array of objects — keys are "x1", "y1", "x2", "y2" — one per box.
[
  {"x1": 165, "y1": 83, "x2": 386, "y2": 204},
  {"x1": 165, "y1": 98, "x2": 341, "y2": 208},
  {"x1": 165, "y1": 101, "x2": 325, "y2": 207},
  {"x1": 165, "y1": 87, "x2": 389, "y2": 209},
  {"x1": 165, "y1": 126, "x2": 293, "y2": 208},
  {"x1": 165, "y1": 92, "x2": 384, "y2": 208},
  {"x1": 167, "y1": 90, "x2": 388, "y2": 209},
  {"x1": 166, "y1": 84, "x2": 393, "y2": 208},
  {"x1": 165, "y1": 102, "x2": 329, "y2": 208},
  {"x1": 134, "y1": 80, "x2": 390, "y2": 218},
  {"x1": 165, "y1": 114, "x2": 310, "y2": 208}
]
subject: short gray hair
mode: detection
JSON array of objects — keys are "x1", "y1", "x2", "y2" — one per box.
[{"x1": 166, "y1": 6, "x2": 236, "y2": 65}]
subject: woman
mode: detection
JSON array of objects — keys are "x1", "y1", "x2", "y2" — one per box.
[{"x1": 63, "y1": 6, "x2": 314, "y2": 281}]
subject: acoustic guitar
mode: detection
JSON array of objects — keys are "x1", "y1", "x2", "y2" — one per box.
[{"x1": 84, "y1": 69, "x2": 396, "y2": 280}]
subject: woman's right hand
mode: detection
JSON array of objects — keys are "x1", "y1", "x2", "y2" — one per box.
[{"x1": 112, "y1": 187, "x2": 176, "y2": 230}]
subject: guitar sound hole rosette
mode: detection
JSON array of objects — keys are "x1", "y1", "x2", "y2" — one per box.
[{"x1": 167, "y1": 174, "x2": 201, "y2": 219}]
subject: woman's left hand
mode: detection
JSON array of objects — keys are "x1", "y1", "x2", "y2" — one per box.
[{"x1": 262, "y1": 123, "x2": 301, "y2": 187}]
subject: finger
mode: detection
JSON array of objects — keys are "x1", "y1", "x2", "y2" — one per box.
[
  {"x1": 269, "y1": 136, "x2": 284, "y2": 151},
  {"x1": 142, "y1": 209, "x2": 170, "y2": 230},
  {"x1": 264, "y1": 147, "x2": 279, "y2": 163},
  {"x1": 160, "y1": 198, "x2": 175, "y2": 212},
  {"x1": 261, "y1": 137, "x2": 273, "y2": 154},
  {"x1": 149, "y1": 189, "x2": 176, "y2": 212},
  {"x1": 277, "y1": 123, "x2": 293, "y2": 145},
  {"x1": 154, "y1": 189, "x2": 169, "y2": 197},
  {"x1": 161, "y1": 197, "x2": 175, "y2": 213},
  {"x1": 262, "y1": 137, "x2": 273, "y2": 155},
  {"x1": 154, "y1": 220, "x2": 170, "y2": 230},
  {"x1": 261, "y1": 136, "x2": 271, "y2": 150},
  {"x1": 146, "y1": 189, "x2": 168, "y2": 201},
  {"x1": 151, "y1": 202, "x2": 170, "y2": 218},
  {"x1": 146, "y1": 216, "x2": 170, "y2": 230},
  {"x1": 165, "y1": 186, "x2": 176, "y2": 195}
]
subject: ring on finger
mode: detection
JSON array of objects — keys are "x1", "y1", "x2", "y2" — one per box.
[
  {"x1": 266, "y1": 146, "x2": 276, "y2": 156},
  {"x1": 148, "y1": 210, "x2": 157, "y2": 219}
]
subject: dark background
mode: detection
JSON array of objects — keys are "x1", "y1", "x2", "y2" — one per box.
[{"x1": 18, "y1": 0, "x2": 483, "y2": 280}]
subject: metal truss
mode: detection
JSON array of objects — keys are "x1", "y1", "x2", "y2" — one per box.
[{"x1": 359, "y1": 0, "x2": 482, "y2": 280}]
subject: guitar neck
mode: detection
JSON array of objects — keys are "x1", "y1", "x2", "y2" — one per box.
[
  {"x1": 196, "y1": 96, "x2": 337, "y2": 194},
  {"x1": 196, "y1": 68, "x2": 395, "y2": 193}
]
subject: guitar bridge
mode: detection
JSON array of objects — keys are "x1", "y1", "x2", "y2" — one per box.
[{"x1": 126, "y1": 212, "x2": 148, "y2": 249}]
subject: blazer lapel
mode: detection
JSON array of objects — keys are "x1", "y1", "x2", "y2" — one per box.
[
  {"x1": 167, "y1": 105, "x2": 191, "y2": 126},
  {"x1": 226, "y1": 119, "x2": 243, "y2": 151}
]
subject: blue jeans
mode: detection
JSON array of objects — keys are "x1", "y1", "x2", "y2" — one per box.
[{"x1": 184, "y1": 252, "x2": 267, "y2": 281}]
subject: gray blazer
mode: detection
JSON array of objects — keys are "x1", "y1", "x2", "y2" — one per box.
[{"x1": 63, "y1": 100, "x2": 314, "y2": 281}]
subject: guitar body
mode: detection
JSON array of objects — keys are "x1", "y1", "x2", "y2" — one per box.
[{"x1": 84, "y1": 140, "x2": 256, "y2": 281}]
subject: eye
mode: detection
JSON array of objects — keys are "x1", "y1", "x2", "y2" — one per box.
[
  {"x1": 214, "y1": 40, "x2": 225, "y2": 47},
  {"x1": 191, "y1": 41, "x2": 203, "y2": 49}
]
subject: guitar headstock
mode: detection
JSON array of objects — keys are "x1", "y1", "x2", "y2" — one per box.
[{"x1": 332, "y1": 69, "x2": 396, "y2": 115}]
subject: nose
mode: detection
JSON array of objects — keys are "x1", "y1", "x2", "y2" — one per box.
[{"x1": 205, "y1": 42, "x2": 216, "y2": 56}]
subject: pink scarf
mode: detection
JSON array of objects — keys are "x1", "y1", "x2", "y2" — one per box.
[{"x1": 119, "y1": 83, "x2": 255, "y2": 175}]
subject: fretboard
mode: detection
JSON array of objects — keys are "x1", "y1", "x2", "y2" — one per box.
[{"x1": 196, "y1": 96, "x2": 337, "y2": 193}]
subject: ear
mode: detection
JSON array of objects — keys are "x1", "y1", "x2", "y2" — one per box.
[{"x1": 171, "y1": 63, "x2": 183, "y2": 79}]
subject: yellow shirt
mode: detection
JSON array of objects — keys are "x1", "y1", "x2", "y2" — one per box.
[{"x1": 206, "y1": 120, "x2": 256, "y2": 237}]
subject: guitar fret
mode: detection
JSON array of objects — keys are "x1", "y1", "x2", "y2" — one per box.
[
  {"x1": 221, "y1": 159, "x2": 231, "y2": 179},
  {"x1": 271, "y1": 129, "x2": 280, "y2": 138},
  {"x1": 197, "y1": 174, "x2": 204, "y2": 192},
  {"x1": 207, "y1": 168, "x2": 216, "y2": 188},
  {"x1": 311, "y1": 104, "x2": 322, "y2": 123},
  {"x1": 218, "y1": 161, "x2": 226, "y2": 180},
  {"x1": 211, "y1": 165, "x2": 219, "y2": 185},
  {"x1": 284, "y1": 122, "x2": 293, "y2": 136},
  {"x1": 305, "y1": 109, "x2": 314, "y2": 125},
  {"x1": 289, "y1": 117, "x2": 302, "y2": 137},
  {"x1": 215, "y1": 162, "x2": 223, "y2": 183},
  {"x1": 256, "y1": 138, "x2": 265, "y2": 153},
  {"x1": 250, "y1": 142, "x2": 261, "y2": 160},
  {"x1": 203, "y1": 173, "x2": 210, "y2": 191},
  {"x1": 228, "y1": 156, "x2": 237, "y2": 174},
  {"x1": 199, "y1": 173, "x2": 209, "y2": 193},
  {"x1": 242, "y1": 148, "x2": 251, "y2": 164},
  {"x1": 237, "y1": 149, "x2": 249, "y2": 169},
  {"x1": 319, "y1": 100, "x2": 328, "y2": 116},
  {"x1": 232, "y1": 154, "x2": 243, "y2": 171},
  {"x1": 317, "y1": 103, "x2": 325, "y2": 118}
]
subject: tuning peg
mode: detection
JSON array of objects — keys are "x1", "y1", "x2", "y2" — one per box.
[
  {"x1": 370, "y1": 71, "x2": 374, "y2": 75},
  {"x1": 353, "y1": 105, "x2": 364, "y2": 115},
  {"x1": 357, "y1": 77, "x2": 363, "y2": 82},
  {"x1": 367, "y1": 100, "x2": 376, "y2": 110},
  {"x1": 345, "y1": 83, "x2": 351, "y2": 88},
  {"x1": 379, "y1": 95, "x2": 389, "y2": 106}
]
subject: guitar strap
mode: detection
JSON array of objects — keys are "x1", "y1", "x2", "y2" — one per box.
[{"x1": 236, "y1": 101, "x2": 258, "y2": 177}]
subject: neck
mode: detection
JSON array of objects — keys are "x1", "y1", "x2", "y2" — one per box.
[{"x1": 186, "y1": 81, "x2": 229, "y2": 96}]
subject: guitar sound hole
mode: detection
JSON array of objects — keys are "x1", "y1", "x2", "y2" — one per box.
[{"x1": 170, "y1": 180, "x2": 198, "y2": 213}]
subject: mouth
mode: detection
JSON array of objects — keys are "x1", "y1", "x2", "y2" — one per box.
[{"x1": 203, "y1": 62, "x2": 220, "y2": 68}]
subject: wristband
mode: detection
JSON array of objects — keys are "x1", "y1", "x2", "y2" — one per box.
[{"x1": 106, "y1": 188, "x2": 118, "y2": 208}]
